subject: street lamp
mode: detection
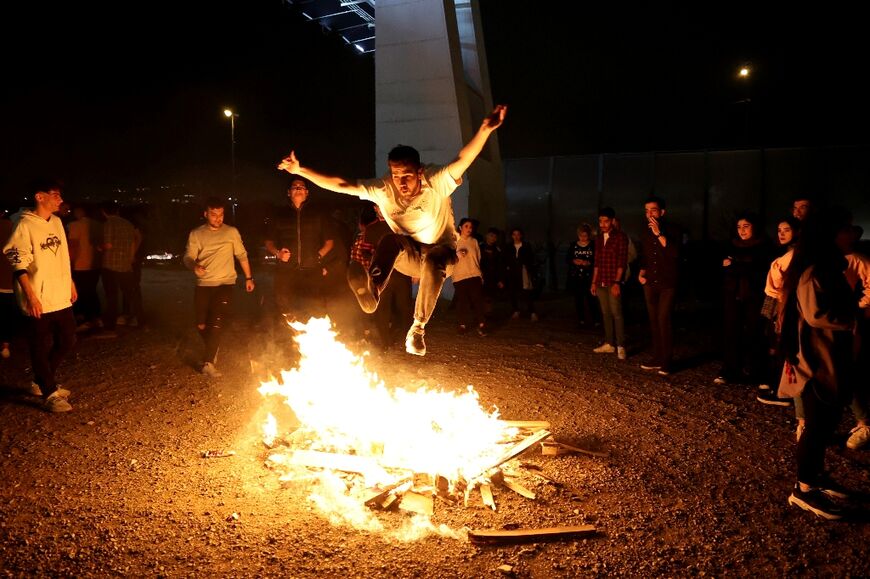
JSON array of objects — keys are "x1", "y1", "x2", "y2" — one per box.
[{"x1": 223, "y1": 109, "x2": 238, "y2": 220}]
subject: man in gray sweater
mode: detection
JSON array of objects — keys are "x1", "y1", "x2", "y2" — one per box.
[{"x1": 183, "y1": 197, "x2": 255, "y2": 377}]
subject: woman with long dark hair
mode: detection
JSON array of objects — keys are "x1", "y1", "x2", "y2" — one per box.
[{"x1": 779, "y1": 209, "x2": 857, "y2": 520}]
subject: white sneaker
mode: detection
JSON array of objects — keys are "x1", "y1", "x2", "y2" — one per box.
[
  {"x1": 617, "y1": 347, "x2": 626, "y2": 360},
  {"x1": 44, "y1": 391, "x2": 72, "y2": 413},
  {"x1": 713, "y1": 376, "x2": 728, "y2": 385},
  {"x1": 30, "y1": 383, "x2": 71, "y2": 398},
  {"x1": 201, "y1": 362, "x2": 222, "y2": 378},
  {"x1": 593, "y1": 344, "x2": 616, "y2": 354},
  {"x1": 846, "y1": 424, "x2": 870, "y2": 450}
]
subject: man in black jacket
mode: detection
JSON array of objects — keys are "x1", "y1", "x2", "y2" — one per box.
[
  {"x1": 264, "y1": 178, "x2": 334, "y2": 321},
  {"x1": 637, "y1": 196, "x2": 680, "y2": 376}
]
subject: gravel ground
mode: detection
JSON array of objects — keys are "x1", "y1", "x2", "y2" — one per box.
[{"x1": 1, "y1": 267, "x2": 868, "y2": 577}]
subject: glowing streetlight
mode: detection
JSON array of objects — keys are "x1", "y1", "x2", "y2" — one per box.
[
  {"x1": 738, "y1": 66, "x2": 751, "y2": 79},
  {"x1": 223, "y1": 109, "x2": 239, "y2": 220}
]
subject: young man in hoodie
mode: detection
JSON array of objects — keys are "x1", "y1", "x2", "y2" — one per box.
[{"x1": 3, "y1": 180, "x2": 77, "y2": 412}]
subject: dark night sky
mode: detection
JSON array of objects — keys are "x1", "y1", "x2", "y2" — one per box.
[{"x1": 2, "y1": 0, "x2": 867, "y2": 202}]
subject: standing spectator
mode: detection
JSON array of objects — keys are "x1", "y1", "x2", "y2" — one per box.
[
  {"x1": 714, "y1": 213, "x2": 773, "y2": 385},
  {"x1": 757, "y1": 216, "x2": 800, "y2": 406},
  {"x1": 0, "y1": 210, "x2": 17, "y2": 359},
  {"x1": 780, "y1": 210, "x2": 857, "y2": 520},
  {"x1": 349, "y1": 203, "x2": 413, "y2": 349},
  {"x1": 100, "y1": 202, "x2": 141, "y2": 333},
  {"x1": 792, "y1": 197, "x2": 813, "y2": 222},
  {"x1": 591, "y1": 207, "x2": 628, "y2": 360},
  {"x1": 637, "y1": 196, "x2": 680, "y2": 375},
  {"x1": 67, "y1": 205, "x2": 102, "y2": 331},
  {"x1": 504, "y1": 227, "x2": 538, "y2": 321},
  {"x1": 122, "y1": 208, "x2": 146, "y2": 327},
  {"x1": 264, "y1": 177, "x2": 334, "y2": 322},
  {"x1": 3, "y1": 180, "x2": 76, "y2": 412},
  {"x1": 567, "y1": 223, "x2": 596, "y2": 328},
  {"x1": 480, "y1": 227, "x2": 504, "y2": 313},
  {"x1": 183, "y1": 197, "x2": 255, "y2": 377},
  {"x1": 453, "y1": 218, "x2": 487, "y2": 336}
]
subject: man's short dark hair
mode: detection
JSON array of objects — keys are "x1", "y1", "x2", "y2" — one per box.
[
  {"x1": 598, "y1": 206, "x2": 616, "y2": 219},
  {"x1": 388, "y1": 145, "x2": 421, "y2": 168},
  {"x1": 288, "y1": 177, "x2": 309, "y2": 190},
  {"x1": 645, "y1": 195, "x2": 666, "y2": 210},
  {"x1": 205, "y1": 196, "x2": 226, "y2": 211},
  {"x1": 28, "y1": 178, "x2": 63, "y2": 197}
]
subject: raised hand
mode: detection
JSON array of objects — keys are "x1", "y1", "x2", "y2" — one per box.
[
  {"x1": 277, "y1": 151, "x2": 301, "y2": 174},
  {"x1": 482, "y1": 105, "x2": 508, "y2": 131}
]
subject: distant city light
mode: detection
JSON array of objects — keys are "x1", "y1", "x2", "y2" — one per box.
[
  {"x1": 224, "y1": 109, "x2": 233, "y2": 117},
  {"x1": 146, "y1": 252, "x2": 176, "y2": 261},
  {"x1": 738, "y1": 66, "x2": 751, "y2": 78}
]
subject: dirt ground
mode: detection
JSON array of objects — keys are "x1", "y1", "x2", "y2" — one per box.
[{"x1": 1, "y1": 267, "x2": 868, "y2": 578}]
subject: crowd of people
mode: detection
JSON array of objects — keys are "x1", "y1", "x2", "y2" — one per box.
[{"x1": 2, "y1": 104, "x2": 868, "y2": 521}]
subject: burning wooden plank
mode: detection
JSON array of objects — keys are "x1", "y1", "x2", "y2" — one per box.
[
  {"x1": 500, "y1": 420, "x2": 551, "y2": 431},
  {"x1": 480, "y1": 484, "x2": 496, "y2": 511},
  {"x1": 399, "y1": 491, "x2": 434, "y2": 516},
  {"x1": 468, "y1": 525, "x2": 597, "y2": 545},
  {"x1": 484, "y1": 429, "x2": 552, "y2": 474},
  {"x1": 363, "y1": 477, "x2": 412, "y2": 508}
]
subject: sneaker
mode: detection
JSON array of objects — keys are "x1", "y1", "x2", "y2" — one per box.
[
  {"x1": 511, "y1": 311, "x2": 520, "y2": 320},
  {"x1": 657, "y1": 369, "x2": 671, "y2": 377},
  {"x1": 116, "y1": 315, "x2": 127, "y2": 326},
  {"x1": 44, "y1": 391, "x2": 73, "y2": 413},
  {"x1": 201, "y1": 362, "x2": 222, "y2": 378},
  {"x1": 617, "y1": 346, "x2": 626, "y2": 360},
  {"x1": 796, "y1": 422, "x2": 805, "y2": 442},
  {"x1": 593, "y1": 343, "x2": 616, "y2": 354},
  {"x1": 713, "y1": 376, "x2": 728, "y2": 385},
  {"x1": 347, "y1": 260, "x2": 380, "y2": 314},
  {"x1": 640, "y1": 363, "x2": 662, "y2": 371},
  {"x1": 756, "y1": 390, "x2": 792, "y2": 407},
  {"x1": 27, "y1": 382, "x2": 68, "y2": 398},
  {"x1": 75, "y1": 321, "x2": 94, "y2": 333},
  {"x1": 530, "y1": 313, "x2": 539, "y2": 322},
  {"x1": 1, "y1": 344, "x2": 9, "y2": 359},
  {"x1": 815, "y1": 474, "x2": 852, "y2": 500},
  {"x1": 846, "y1": 424, "x2": 870, "y2": 450},
  {"x1": 758, "y1": 384, "x2": 771, "y2": 392},
  {"x1": 788, "y1": 485, "x2": 844, "y2": 520},
  {"x1": 476, "y1": 325, "x2": 488, "y2": 337},
  {"x1": 405, "y1": 325, "x2": 426, "y2": 356}
]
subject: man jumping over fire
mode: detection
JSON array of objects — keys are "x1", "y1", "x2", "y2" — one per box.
[{"x1": 278, "y1": 104, "x2": 507, "y2": 356}]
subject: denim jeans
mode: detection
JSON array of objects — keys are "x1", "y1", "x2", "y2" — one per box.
[{"x1": 596, "y1": 287, "x2": 625, "y2": 347}]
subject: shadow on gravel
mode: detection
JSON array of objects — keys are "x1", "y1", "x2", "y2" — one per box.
[{"x1": 0, "y1": 384, "x2": 44, "y2": 409}]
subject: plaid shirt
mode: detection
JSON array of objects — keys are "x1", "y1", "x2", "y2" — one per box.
[
  {"x1": 593, "y1": 230, "x2": 628, "y2": 286},
  {"x1": 101, "y1": 215, "x2": 136, "y2": 272}
]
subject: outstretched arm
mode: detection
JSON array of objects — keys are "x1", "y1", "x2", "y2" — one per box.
[
  {"x1": 277, "y1": 151, "x2": 366, "y2": 197},
  {"x1": 447, "y1": 105, "x2": 507, "y2": 182}
]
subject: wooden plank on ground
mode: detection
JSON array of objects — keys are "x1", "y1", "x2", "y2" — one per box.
[
  {"x1": 399, "y1": 491, "x2": 434, "y2": 516},
  {"x1": 483, "y1": 430, "x2": 552, "y2": 475},
  {"x1": 554, "y1": 440, "x2": 610, "y2": 458},
  {"x1": 502, "y1": 477, "x2": 536, "y2": 500},
  {"x1": 468, "y1": 525, "x2": 597, "y2": 545},
  {"x1": 363, "y1": 477, "x2": 412, "y2": 508},
  {"x1": 500, "y1": 420, "x2": 551, "y2": 431},
  {"x1": 480, "y1": 484, "x2": 496, "y2": 511}
]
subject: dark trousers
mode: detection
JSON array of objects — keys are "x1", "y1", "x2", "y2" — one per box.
[
  {"x1": 570, "y1": 277, "x2": 597, "y2": 325},
  {"x1": 508, "y1": 286, "x2": 536, "y2": 315},
  {"x1": 796, "y1": 381, "x2": 842, "y2": 485},
  {"x1": 722, "y1": 295, "x2": 764, "y2": 381},
  {"x1": 370, "y1": 234, "x2": 455, "y2": 326},
  {"x1": 454, "y1": 276, "x2": 486, "y2": 328},
  {"x1": 643, "y1": 285, "x2": 676, "y2": 370},
  {"x1": 371, "y1": 271, "x2": 413, "y2": 346},
  {"x1": 102, "y1": 269, "x2": 139, "y2": 329},
  {"x1": 122, "y1": 262, "x2": 143, "y2": 319},
  {"x1": 27, "y1": 307, "x2": 76, "y2": 397},
  {"x1": 194, "y1": 284, "x2": 234, "y2": 364},
  {"x1": 274, "y1": 267, "x2": 325, "y2": 321},
  {"x1": 72, "y1": 269, "x2": 101, "y2": 322}
]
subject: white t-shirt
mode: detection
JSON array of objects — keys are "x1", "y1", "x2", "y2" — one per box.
[
  {"x1": 359, "y1": 164, "x2": 460, "y2": 246},
  {"x1": 453, "y1": 236, "x2": 482, "y2": 283}
]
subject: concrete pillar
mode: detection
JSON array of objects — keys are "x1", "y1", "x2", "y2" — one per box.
[{"x1": 375, "y1": 0, "x2": 505, "y2": 229}]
